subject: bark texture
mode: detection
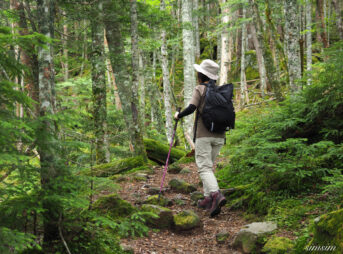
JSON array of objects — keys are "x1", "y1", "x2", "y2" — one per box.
[
  {"x1": 284, "y1": 0, "x2": 302, "y2": 92},
  {"x1": 90, "y1": 0, "x2": 109, "y2": 163},
  {"x1": 240, "y1": 4, "x2": 248, "y2": 108},
  {"x1": 306, "y1": 0, "x2": 312, "y2": 85},
  {"x1": 182, "y1": 0, "x2": 196, "y2": 142},
  {"x1": 160, "y1": 0, "x2": 173, "y2": 143},
  {"x1": 36, "y1": 0, "x2": 61, "y2": 248},
  {"x1": 130, "y1": 0, "x2": 147, "y2": 160},
  {"x1": 219, "y1": 0, "x2": 231, "y2": 86}
]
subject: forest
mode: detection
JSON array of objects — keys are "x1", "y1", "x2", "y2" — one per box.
[{"x1": 0, "y1": 0, "x2": 342, "y2": 253}]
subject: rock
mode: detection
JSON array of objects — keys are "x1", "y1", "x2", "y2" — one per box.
[
  {"x1": 168, "y1": 164, "x2": 183, "y2": 174},
  {"x1": 120, "y1": 244, "x2": 134, "y2": 254},
  {"x1": 169, "y1": 178, "x2": 197, "y2": 194},
  {"x1": 307, "y1": 208, "x2": 343, "y2": 253},
  {"x1": 180, "y1": 168, "x2": 191, "y2": 174},
  {"x1": 93, "y1": 194, "x2": 136, "y2": 218},
  {"x1": 216, "y1": 231, "x2": 230, "y2": 244},
  {"x1": 132, "y1": 173, "x2": 148, "y2": 182},
  {"x1": 173, "y1": 210, "x2": 200, "y2": 231},
  {"x1": 109, "y1": 175, "x2": 128, "y2": 182},
  {"x1": 141, "y1": 204, "x2": 174, "y2": 229},
  {"x1": 262, "y1": 236, "x2": 294, "y2": 254},
  {"x1": 232, "y1": 222, "x2": 277, "y2": 253},
  {"x1": 143, "y1": 194, "x2": 173, "y2": 207},
  {"x1": 190, "y1": 191, "x2": 204, "y2": 206},
  {"x1": 147, "y1": 187, "x2": 163, "y2": 195},
  {"x1": 177, "y1": 155, "x2": 195, "y2": 164}
]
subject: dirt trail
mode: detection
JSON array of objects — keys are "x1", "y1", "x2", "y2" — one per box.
[{"x1": 119, "y1": 162, "x2": 245, "y2": 254}]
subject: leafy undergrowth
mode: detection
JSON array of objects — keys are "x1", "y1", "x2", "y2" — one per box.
[{"x1": 217, "y1": 42, "x2": 343, "y2": 251}]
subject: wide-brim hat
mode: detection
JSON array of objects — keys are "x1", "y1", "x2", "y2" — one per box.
[{"x1": 193, "y1": 59, "x2": 219, "y2": 80}]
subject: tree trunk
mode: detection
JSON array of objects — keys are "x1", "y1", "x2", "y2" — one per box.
[
  {"x1": 130, "y1": 0, "x2": 147, "y2": 160},
  {"x1": 240, "y1": 4, "x2": 248, "y2": 108},
  {"x1": 62, "y1": 10, "x2": 68, "y2": 81},
  {"x1": 332, "y1": 0, "x2": 343, "y2": 40},
  {"x1": 139, "y1": 53, "x2": 145, "y2": 127},
  {"x1": 306, "y1": 0, "x2": 312, "y2": 85},
  {"x1": 193, "y1": 0, "x2": 200, "y2": 60},
  {"x1": 251, "y1": 0, "x2": 282, "y2": 100},
  {"x1": 284, "y1": 0, "x2": 302, "y2": 92},
  {"x1": 90, "y1": 0, "x2": 109, "y2": 164},
  {"x1": 36, "y1": 0, "x2": 61, "y2": 248},
  {"x1": 250, "y1": 23, "x2": 267, "y2": 96},
  {"x1": 182, "y1": 0, "x2": 196, "y2": 144},
  {"x1": 316, "y1": 0, "x2": 329, "y2": 48},
  {"x1": 160, "y1": 0, "x2": 174, "y2": 143},
  {"x1": 219, "y1": 0, "x2": 231, "y2": 86}
]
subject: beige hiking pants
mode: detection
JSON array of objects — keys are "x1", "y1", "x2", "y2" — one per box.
[{"x1": 195, "y1": 137, "x2": 224, "y2": 197}]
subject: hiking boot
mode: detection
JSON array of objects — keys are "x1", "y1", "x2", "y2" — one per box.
[
  {"x1": 197, "y1": 196, "x2": 212, "y2": 210},
  {"x1": 209, "y1": 191, "x2": 226, "y2": 218}
]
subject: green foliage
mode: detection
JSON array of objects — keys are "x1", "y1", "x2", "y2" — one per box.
[{"x1": 217, "y1": 42, "x2": 343, "y2": 216}]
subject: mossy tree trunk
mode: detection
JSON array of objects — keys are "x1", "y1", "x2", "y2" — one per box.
[
  {"x1": 90, "y1": 0, "x2": 110, "y2": 163},
  {"x1": 36, "y1": 0, "x2": 62, "y2": 249}
]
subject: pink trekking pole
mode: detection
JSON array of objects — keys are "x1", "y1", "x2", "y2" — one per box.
[{"x1": 158, "y1": 108, "x2": 180, "y2": 201}]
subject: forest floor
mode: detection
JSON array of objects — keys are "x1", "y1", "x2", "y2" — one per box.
[{"x1": 118, "y1": 161, "x2": 246, "y2": 254}]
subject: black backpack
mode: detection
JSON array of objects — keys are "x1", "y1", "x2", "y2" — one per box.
[{"x1": 198, "y1": 80, "x2": 235, "y2": 133}]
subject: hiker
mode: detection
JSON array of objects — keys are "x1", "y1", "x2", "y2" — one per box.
[{"x1": 174, "y1": 59, "x2": 227, "y2": 217}]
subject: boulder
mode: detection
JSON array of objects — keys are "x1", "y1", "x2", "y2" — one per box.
[
  {"x1": 216, "y1": 231, "x2": 230, "y2": 244},
  {"x1": 141, "y1": 204, "x2": 174, "y2": 229},
  {"x1": 190, "y1": 191, "x2": 204, "y2": 206},
  {"x1": 180, "y1": 168, "x2": 192, "y2": 174},
  {"x1": 307, "y1": 208, "x2": 343, "y2": 253},
  {"x1": 147, "y1": 187, "x2": 163, "y2": 195},
  {"x1": 262, "y1": 236, "x2": 294, "y2": 254},
  {"x1": 173, "y1": 210, "x2": 200, "y2": 231},
  {"x1": 169, "y1": 178, "x2": 197, "y2": 194},
  {"x1": 142, "y1": 194, "x2": 173, "y2": 207},
  {"x1": 167, "y1": 164, "x2": 183, "y2": 174},
  {"x1": 93, "y1": 194, "x2": 136, "y2": 218},
  {"x1": 232, "y1": 222, "x2": 277, "y2": 253},
  {"x1": 120, "y1": 244, "x2": 134, "y2": 254}
]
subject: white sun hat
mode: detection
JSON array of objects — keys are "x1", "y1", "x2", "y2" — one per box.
[{"x1": 193, "y1": 59, "x2": 219, "y2": 80}]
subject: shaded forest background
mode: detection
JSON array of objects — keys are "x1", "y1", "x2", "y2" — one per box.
[{"x1": 0, "y1": 0, "x2": 342, "y2": 253}]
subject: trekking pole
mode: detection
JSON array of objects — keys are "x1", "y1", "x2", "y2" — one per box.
[{"x1": 158, "y1": 108, "x2": 181, "y2": 201}]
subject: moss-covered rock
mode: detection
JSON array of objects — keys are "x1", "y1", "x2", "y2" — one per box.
[
  {"x1": 177, "y1": 155, "x2": 195, "y2": 164},
  {"x1": 262, "y1": 236, "x2": 294, "y2": 254},
  {"x1": 92, "y1": 156, "x2": 145, "y2": 177},
  {"x1": 216, "y1": 231, "x2": 230, "y2": 244},
  {"x1": 190, "y1": 191, "x2": 204, "y2": 206},
  {"x1": 180, "y1": 168, "x2": 191, "y2": 174},
  {"x1": 141, "y1": 204, "x2": 174, "y2": 229},
  {"x1": 308, "y1": 208, "x2": 343, "y2": 253},
  {"x1": 232, "y1": 222, "x2": 277, "y2": 253},
  {"x1": 173, "y1": 210, "x2": 200, "y2": 231},
  {"x1": 167, "y1": 163, "x2": 182, "y2": 174},
  {"x1": 144, "y1": 138, "x2": 186, "y2": 164},
  {"x1": 169, "y1": 178, "x2": 197, "y2": 194},
  {"x1": 93, "y1": 194, "x2": 136, "y2": 218},
  {"x1": 142, "y1": 194, "x2": 173, "y2": 207}
]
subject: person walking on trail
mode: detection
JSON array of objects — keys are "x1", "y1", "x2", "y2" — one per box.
[{"x1": 174, "y1": 59, "x2": 227, "y2": 218}]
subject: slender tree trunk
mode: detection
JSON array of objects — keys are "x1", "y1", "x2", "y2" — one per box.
[
  {"x1": 160, "y1": 0, "x2": 174, "y2": 143},
  {"x1": 62, "y1": 10, "x2": 68, "y2": 81},
  {"x1": 332, "y1": 0, "x2": 343, "y2": 39},
  {"x1": 251, "y1": 0, "x2": 282, "y2": 100},
  {"x1": 139, "y1": 53, "x2": 145, "y2": 131},
  {"x1": 219, "y1": 0, "x2": 231, "y2": 86},
  {"x1": 36, "y1": 0, "x2": 61, "y2": 248},
  {"x1": 240, "y1": 4, "x2": 248, "y2": 108},
  {"x1": 284, "y1": 0, "x2": 302, "y2": 92},
  {"x1": 316, "y1": 0, "x2": 329, "y2": 48},
  {"x1": 90, "y1": 0, "x2": 109, "y2": 164},
  {"x1": 193, "y1": 0, "x2": 200, "y2": 60},
  {"x1": 250, "y1": 23, "x2": 267, "y2": 96},
  {"x1": 130, "y1": 0, "x2": 147, "y2": 160},
  {"x1": 306, "y1": 0, "x2": 312, "y2": 85},
  {"x1": 182, "y1": 0, "x2": 196, "y2": 146}
]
